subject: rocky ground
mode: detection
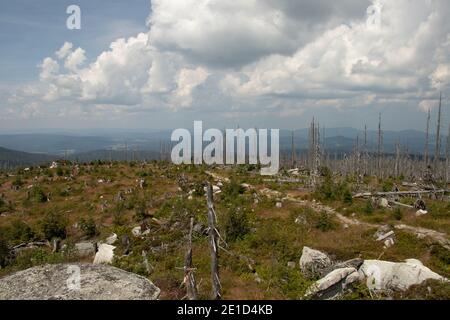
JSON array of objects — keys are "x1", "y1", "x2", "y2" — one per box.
[{"x1": 0, "y1": 161, "x2": 449, "y2": 299}]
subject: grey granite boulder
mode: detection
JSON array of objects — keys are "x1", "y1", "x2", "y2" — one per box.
[{"x1": 0, "y1": 263, "x2": 160, "y2": 300}]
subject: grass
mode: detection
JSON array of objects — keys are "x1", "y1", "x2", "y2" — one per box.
[{"x1": 0, "y1": 162, "x2": 448, "y2": 299}]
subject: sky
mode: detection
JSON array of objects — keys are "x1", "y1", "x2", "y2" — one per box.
[{"x1": 0, "y1": 0, "x2": 449, "y2": 132}]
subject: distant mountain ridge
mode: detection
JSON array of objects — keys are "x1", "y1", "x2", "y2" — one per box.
[
  {"x1": 0, "y1": 127, "x2": 445, "y2": 169},
  {"x1": 0, "y1": 147, "x2": 56, "y2": 169}
]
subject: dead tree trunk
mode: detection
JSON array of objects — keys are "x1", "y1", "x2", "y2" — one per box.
[
  {"x1": 206, "y1": 183, "x2": 221, "y2": 300},
  {"x1": 353, "y1": 190, "x2": 447, "y2": 198},
  {"x1": 291, "y1": 130, "x2": 295, "y2": 169},
  {"x1": 377, "y1": 113, "x2": 383, "y2": 178},
  {"x1": 425, "y1": 108, "x2": 431, "y2": 166},
  {"x1": 434, "y1": 92, "x2": 442, "y2": 175},
  {"x1": 446, "y1": 123, "x2": 450, "y2": 183},
  {"x1": 183, "y1": 217, "x2": 198, "y2": 300},
  {"x1": 395, "y1": 142, "x2": 400, "y2": 177}
]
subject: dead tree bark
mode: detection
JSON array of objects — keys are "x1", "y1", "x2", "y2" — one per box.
[
  {"x1": 291, "y1": 130, "x2": 295, "y2": 169},
  {"x1": 142, "y1": 250, "x2": 153, "y2": 275},
  {"x1": 377, "y1": 113, "x2": 383, "y2": 178},
  {"x1": 395, "y1": 141, "x2": 400, "y2": 177},
  {"x1": 206, "y1": 183, "x2": 221, "y2": 300},
  {"x1": 183, "y1": 217, "x2": 198, "y2": 300},
  {"x1": 425, "y1": 108, "x2": 431, "y2": 166},
  {"x1": 353, "y1": 190, "x2": 447, "y2": 198},
  {"x1": 434, "y1": 92, "x2": 442, "y2": 175},
  {"x1": 446, "y1": 123, "x2": 450, "y2": 183}
]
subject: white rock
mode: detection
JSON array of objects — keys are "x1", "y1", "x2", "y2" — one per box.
[
  {"x1": 344, "y1": 270, "x2": 365, "y2": 287},
  {"x1": 416, "y1": 209, "x2": 428, "y2": 216},
  {"x1": 295, "y1": 215, "x2": 307, "y2": 225},
  {"x1": 376, "y1": 230, "x2": 395, "y2": 242},
  {"x1": 93, "y1": 244, "x2": 116, "y2": 264},
  {"x1": 132, "y1": 226, "x2": 142, "y2": 237},
  {"x1": 384, "y1": 238, "x2": 395, "y2": 248},
  {"x1": 305, "y1": 267, "x2": 357, "y2": 299},
  {"x1": 359, "y1": 259, "x2": 445, "y2": 292},
  {"x1": 0, "y1": 264, "x2": 160, "y2": 300},
  {"x1": 105, "y1": 233, "x2": 118, "y2": 245},
  {"x1": 379, "y1": 198, "x2": 389, "y2": 208},
  {"x1": 276, "y1": 202, "x2": 283, "y2": 208},
  {"x1": 300, "y1": 247, "x2": 332, "y2": 278},
  {"x1": 374, "y1": 225, "x2": 392, "y2": 239}
]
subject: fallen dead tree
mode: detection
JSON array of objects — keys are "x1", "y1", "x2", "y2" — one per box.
[
  {"x1": 353, "y1": 190, "x2": 447, "y2": 199},
  {"x1": 388, "y1": 200, "x2": 414, "y2": 209}
]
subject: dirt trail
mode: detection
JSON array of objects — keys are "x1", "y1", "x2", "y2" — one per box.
[
  {"x1": 284, "y1": 194, "x2": 450, "y2": 250},
  {"x1": 205, "y1": 171, "x2": 450, "y2": 250}
]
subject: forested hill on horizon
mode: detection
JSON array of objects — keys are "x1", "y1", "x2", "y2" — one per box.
[{"x1": 0, "y1": 128, "x2": 443, "y2": 158}]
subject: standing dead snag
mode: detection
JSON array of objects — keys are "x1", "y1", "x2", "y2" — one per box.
[
  {"x1": 425, "y1": 108, "x2": 431, "y2": 166},
  {"x1": 206, "y1": 183, "x2": 221, "y2": 300},
  {"x1": 183, "y1": 217, "x2": 198, "y2": 300},
  {"x1": 446, "y1": 123, "x2": 450, "y2": 183},
  {"x1": 377, "y1": 113, "x2": 383, "y2": 178},
  {"x1": 434, "y1": 92, "x2": 442, "y2": 174}
]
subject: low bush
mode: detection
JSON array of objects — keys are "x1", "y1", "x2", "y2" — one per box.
[
  {"x1": 79, "y1": 217, "x2": 98, "y2": 238},
  {"x1": 39, "y1": 212, "x2": 68, "y2": 240},
  {"x1": 223, "y1": 207, "x2": 250, "y2": 242}
]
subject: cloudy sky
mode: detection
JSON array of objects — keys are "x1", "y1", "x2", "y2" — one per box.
[{"x1": 0, "y1": 0, "x2": 449, "y2": 131}]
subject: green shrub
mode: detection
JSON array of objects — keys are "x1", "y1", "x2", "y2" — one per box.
[
  {"x1": 364, "y1": 200, "x2": 374, "y2": 214},
  {"x1": 133, "y1": 201, "x2": 149, "y2": 222},
  {"x1": 29, "y1": 186, "x2": 48, "y2": 203},
  {"x1": 79, "y1": 217, "x2": 98, "y2": 238},
  {"x1": 343, "y1": 190, "x2": 353, "y2": 204},
  {"x1": 113, "y1": 203, "x2": 128, "y2": 226},
  {"x1": 315, "y1": 212, "x2": 336, "y2": 232},
  {"x1": 39, "y1": 212, "x2": 68, "y2": 240},
  {"x1": 395, "y1": 280, "x2": 450, "y2": 300},
  {"x1": 0, "y1": 235, "x2": 9, "y2": 267},
  {"x1": 382, "y1": 180, "x2": 394, "y2": 192},
  {"x1": 56, "y1": 167, "x2": 64, "y2": 176},
  {"x1": 314, "y1": 168, "x2": 352, "y2": 204},
  {"x1": 392, "y1": 207, "x2": 403, "y2": 221},
  {"x1": 224, "y1": 207, "x2": 250, "y2": 242},
  {"x1": 222, "y1": 179, "x2": 245, "y2": 198},
  {"x1": 5, "y1": 220, "x2": 35, "y2": 245},
  {"x1": 12, "y1": 176, "x2": 24, "y2": 188}
]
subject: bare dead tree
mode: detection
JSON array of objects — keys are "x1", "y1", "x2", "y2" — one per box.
[
  {"x1": 206, "y1": 183, "x2": 221, "y2": 300},
  {"x1": 434, "y1": 92, "x2": 442, "y2": 174},
  {"x1": 377, "y1": 113, "x2": 383, "y2": 178},
  {"x1": 291, "y1": 130, "x2": 295, "y2": 169},
  {"x1": 446, "y1": 123, "x2": 450, "y2": 183},
  {"x1": 142, "y1": 250, "x2": 153, "y2": 275},
  {"x1": 425, "y1": 108, "x2": 431, "y2": 166},
  {"x1": 395, "y1": 141, "x2": 400, "y2": 177},
  {"x1": 183, "y1": 217, "x2": 198, "y2": 300}
]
